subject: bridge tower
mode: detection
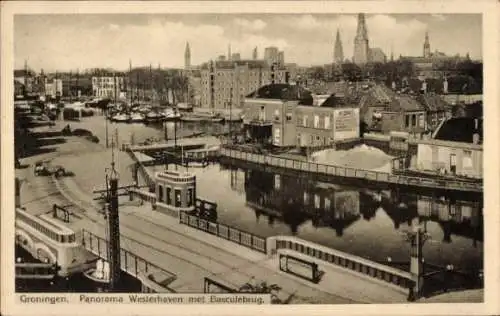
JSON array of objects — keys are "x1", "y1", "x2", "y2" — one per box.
[
  {"x1": 154, "y1": 170, "x2": 196, "y2": 218},
  {"x1": 106, "y1": 141, "x2": 121, "y2": 291}
]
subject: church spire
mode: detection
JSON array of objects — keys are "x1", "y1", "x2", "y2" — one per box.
[
  {"x1": 334, "y1": 29, "x2": 344, "y2": 64},
  {"x1": 423, "y1": 31, "x2": 431, "y2": 58},
  {"x1": 353, "y1": 13, "x2": 370, "y2": 65},
  {"x1": 228, "y1": 43, "x2": 232, "y2": 61},
  {"x1": 184, "y1": 42, "x2": 191, "y2": 69}
]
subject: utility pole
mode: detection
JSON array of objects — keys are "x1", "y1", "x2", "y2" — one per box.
[
  {"x1": 404, "y1": 217, "x2": 431, "y2": 301},
  {"x1": 106, "y1": 140, "x2": 121, "y2": 291}
]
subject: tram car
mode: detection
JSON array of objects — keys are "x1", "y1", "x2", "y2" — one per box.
[{"x1": 15, "y1": 208, "x2": 94, "y2": 277}]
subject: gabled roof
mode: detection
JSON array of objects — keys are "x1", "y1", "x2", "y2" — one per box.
[
  {"x1": 417, "y1": 94, "x2": 450, "y2": 112},
  {"x1": 433, "y1": 117, "x2": 482, "y2": 144},
  {"x1": 391, "y1": 95, "x2": 425, "y2": 112}
]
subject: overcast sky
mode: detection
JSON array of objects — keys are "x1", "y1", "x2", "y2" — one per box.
[{"x1": 15, "y1": 14, "x2": 482, "y2": 72}]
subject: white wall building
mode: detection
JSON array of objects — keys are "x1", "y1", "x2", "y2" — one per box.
[{"x1": 92, "y1": 76, "x2": 125, "y2": 98}]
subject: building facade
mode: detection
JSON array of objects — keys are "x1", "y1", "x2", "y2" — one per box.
[
  {"x1": 414, "y1": 118, "x2": 482, "y2": 178},
  {"x1": 200, "y1": 60, "x2": 289, "y2": 110},
  {"x1": 243, "y1": 84, "x2": 360, "y2": 148},
  {"x1": 92, "y1": 76, "x2": 126, "y2": 98}
]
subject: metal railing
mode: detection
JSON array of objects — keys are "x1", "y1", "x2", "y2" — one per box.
[
  {"x1": 15, "y1": 263, "x2": 58, "y2": 279},
  {"x1": 220, "y1": 147, "x2": 482, "y2": 193},
  {"x1": 81, "y1": 229, "x2": 176, "y2": 290},
  {"x1": 179, "y1": 213, "x2": 267, "y2": 253},
  {"x1": 274, "y1": 237, "x2": 413, "y2": 290}
]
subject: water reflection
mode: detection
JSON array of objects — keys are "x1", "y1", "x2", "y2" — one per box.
[{"x1": 226, "y1": 164, "x2": 483, "y2": 270}]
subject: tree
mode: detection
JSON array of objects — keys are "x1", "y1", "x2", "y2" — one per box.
[{"x1": 238, "y1": 277, "x2": 291, "y2": 304}]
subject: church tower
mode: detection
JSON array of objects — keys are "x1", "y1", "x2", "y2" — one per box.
[
  {"x1": 353, "y1": 13, "x2": 370, "y2": 65},
  {"x1": 423, "y1": 32, "x2": 431, "y2": 58},
  {"x1": 252, "y1": 46, "x2": 258, "y2": 60},
  {"x1": 334, "y1": 29, "x2": 344, "y2": 64},
  {"x1": 184, "y1": 42, "x2": 191, "y2": 69}
]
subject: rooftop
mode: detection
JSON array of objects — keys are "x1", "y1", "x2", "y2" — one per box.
[
  {"x1": 246, "y1": 83, "x2": 313, "y2": 105},
  {"x1": 390, "y1": 95, "x2": 425, "y2": 112},
  {"x1": 433, "y1": 117, "x2": 482, "y2": 144},
  {"x1": 200, "y1": 60, "x2": 283, "y2": 70}
]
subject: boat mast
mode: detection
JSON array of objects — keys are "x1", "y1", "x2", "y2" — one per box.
[{"x1": 129, "y1": 59, "x2": 132, "y2": 106}]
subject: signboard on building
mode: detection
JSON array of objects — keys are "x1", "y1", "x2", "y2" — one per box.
[
  {"x1": 333, "y1": 108, "x2": 360, "y2": 141},
  {"x1": 334, "y1": 109, "x2": 357, "y2": 132}
]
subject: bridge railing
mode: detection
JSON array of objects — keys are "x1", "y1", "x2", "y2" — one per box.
[
  {"x1": 129, "y1": 188, "x2": 157, "y2": 204},
  {"x1": 219, "y1": 147, "x2": 482, "y2": 192},
  {"x1": 15, "y1": 263, "x2": 58, "y2": 279},
  {"x1": 273, "y1": 236, "x2": 413, "y2": 290},
  {"x1": 81, "y1": 229, "x2": 176, "y2": 291},
  {"x1": 179, "y1": 212, "x2": 267, "y2": 253}
]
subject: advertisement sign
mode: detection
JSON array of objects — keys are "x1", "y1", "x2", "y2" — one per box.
[{"x1": 334, "y1": 109, "x2": 357, "y2": 132}]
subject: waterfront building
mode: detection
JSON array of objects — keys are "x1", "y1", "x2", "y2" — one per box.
[
  {"x1": 414, "y1": 117, "x2": 482, "y2": 179},
  {"x1": 415, "y1": 93, "x2": 452, "y2": 131},
  {"x1": 44, "y1": 78, "x2": 63, "y2": 98},
  {"x1": 353, "y1": 14, "x2": 370, "y2": 65},
  {"x1": 92, "y1": 76, "x2": 126, "y2": 98},
  {"x1": 379, "y1": 95, "x2": 427, "y2": 135},
  {"x1": 231, "y1": 53, "x2": 241, "y2": 61},
  {"x1": 243, "y1": 83, "x2": 360, "y2": 148},
  {"x1": 200, "y1": 60, "x2": 289, "y2": 110}
]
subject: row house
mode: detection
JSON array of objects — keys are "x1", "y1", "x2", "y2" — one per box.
[
  {"x1": 92, "y1": 76, "x2": 126, "y2": 98},
  {"x1": 243, "y1": 83, "x2": 360, "y2": 148}
]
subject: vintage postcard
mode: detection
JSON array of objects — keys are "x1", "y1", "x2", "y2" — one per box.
[{"x1": 1, "y1": 1, "x2": 499, "y2": 315}]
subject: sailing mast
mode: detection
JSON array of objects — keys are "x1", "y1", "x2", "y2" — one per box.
[{"x1": 129, "y1": 59, "x2": 132, "y2": 106}]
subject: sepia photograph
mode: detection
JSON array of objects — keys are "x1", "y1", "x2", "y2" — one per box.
[{"x1": 1, "y1": 2, "x2": 499, "y2": 315}]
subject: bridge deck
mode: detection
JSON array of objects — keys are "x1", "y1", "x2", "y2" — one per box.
[
  {"x1": 220, "y1": 147, "x2": 482, "y2": 193},
  {"x1": 77, "y1": 202, "x2": 409, "y2": 303}
]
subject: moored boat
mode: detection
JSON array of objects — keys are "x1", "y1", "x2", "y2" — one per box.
[
  {"x1": 111, "y1": 113, "x2": 130, "y2": 123},
  {"x1": 145, "y1": 111, "x2": 165, "y2": 123},
  {"x1": 128, "y1": 112, "x2": 145, "y2": 123}
]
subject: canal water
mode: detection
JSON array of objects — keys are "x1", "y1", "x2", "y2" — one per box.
[{"x1": 112, "y1": 118, "x2": 483, "y2": 274}]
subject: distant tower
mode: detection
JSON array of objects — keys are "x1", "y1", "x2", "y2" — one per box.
[
  {"x1": 252, "y1": 47, "x2": 258, "y2": 60},
  {"x1": 184, "y1": 42, "x2": 191, "y2": 69},
  {"x1": 228, "y1": 44, "x2": 232, "y2": 61},
  {"x1": 353, "y1": 13, "x2": 370, "y2": 65},
  {"x1": 423, "y1": 32, "x2": 431, "y2": 58},
  {"x1": 390, "y1": 43, "x2": 394, "y2": 62},
  {"x1": 334, "y1": 29, "x2": 344, "y2": 64}
]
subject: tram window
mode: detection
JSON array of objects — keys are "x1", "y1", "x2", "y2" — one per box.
[{"x1": 158, "y1": 185, "x2": 164, "y2": 202}]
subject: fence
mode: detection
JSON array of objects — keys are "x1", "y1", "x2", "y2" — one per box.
[
  {"x1": 220, "y1": 147, "x2": 482, "y2": 193},
  {"x1": 129, "y1": 188, "x2": 157, "y2": 204},
  {"x1": 81, "y1": 229, "x2": 176, "y2": 291},
  {"x1": 179, "y1": 212, "x2": 267, "y2": 253},
  {"x1": 274, "y1": 237, "x2": 413, "y2": 290}
]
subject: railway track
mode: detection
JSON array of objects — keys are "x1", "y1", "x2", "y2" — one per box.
[{"x1": 47, "y1": 175, "x2": 357, "y2": 302}]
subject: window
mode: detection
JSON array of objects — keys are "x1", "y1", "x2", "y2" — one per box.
[
  {"x1": 463, "y1": 150, "x2": 473, "y2": 169},
  {"x1": 175, "y1": 189, "x2": 182, "y2": 207},
  {"x1": 158, "y1": 185, "x2": 164, "y2": 202},
  {"x1": 324, "y1": 116, "x2": 331, "y2": 129},
  {"x1": 166, "y1": 187, "x2": 172, "y2": 205},
  {"x1": 324, "y1": 198, "x2": 331, "y2": 210},
  {"x1": 274, "y1": 174, "x2": 281, "y2": 190},
  {"x1": 405, "y1": 115, "x2": 410, "y2": 127},
  {"x1": 419, "y1": 114, "x2": 425, "y2": 128},
  {"x1": 314, "y1": 115, "x2": 319, "y2": 128},
  {"x1": 303, "y1": 192, "x2": 309, "y2": 204},
  {"x1": 303, "y1": 115, "x2": 308, "y2": 127},
  {"x1": 286, "y1": 113, "x2": 293, "y2": 122},
  {"x1": 314, "y1": 194, "x2": 320, "y2": 209},
  {"x1": 411, "y1": 114, "x2": 417, "y2": 127},
  {"x1": 274, "y1": 109, "x2": 280, "y2": 121},
  {"x1": 187, "y1": 188, "x2": 194, "y2": 207}
]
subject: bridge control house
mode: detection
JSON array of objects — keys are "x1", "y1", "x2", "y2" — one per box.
[
  {"x1": 154, "y1": 170, "x2": 196, "y2": 217},
  {"x1": 243, "y1": 84, "x2": 360, "y2": 148}
]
